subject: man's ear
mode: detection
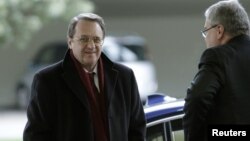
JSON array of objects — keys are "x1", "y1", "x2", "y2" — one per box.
[
  {"x1": 67, "y1": 37, "x2": 72, "y2": 49},
  {"x1": 216, "y1": 24, "x2": 225, "y2": 40}
]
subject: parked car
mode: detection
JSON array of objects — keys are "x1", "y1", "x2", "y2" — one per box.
[
  {"x1": 145, "y1": 93, "x2": 185, "y2": 141},
  {"x1": 15, "y1": 35, "x2": 158, "y2": 109}
]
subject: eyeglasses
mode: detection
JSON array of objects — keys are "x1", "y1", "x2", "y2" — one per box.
[
  {"x1": 201, "y1": 25, "x2": 218, "y2": 38},
  {"x1": 73, "y1": 36, "x2": 103, "y2": 45}
]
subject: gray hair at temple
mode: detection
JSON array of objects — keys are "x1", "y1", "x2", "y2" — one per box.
[
  {"x1": 67, "y1": 13, "x2": 105, "y2": 39},
  {"x1": 205, "y1": 0, "x2": 250, "y2": 36}
]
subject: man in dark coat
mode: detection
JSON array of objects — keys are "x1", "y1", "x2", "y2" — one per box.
[
  {"x1": 23, "y1": 13, "x2": 146, "y2": 141},
  {"x1": 183, "y1": 0, "x2": 250, "y2": 141}
]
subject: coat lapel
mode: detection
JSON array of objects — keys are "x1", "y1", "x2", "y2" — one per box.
[
  {"x1": 101, "y1": 54, "x2": 119, "y2": 109},
  {"x1": 105, "y1": 68, "x2": 118, "y2": 109},
  {"x1": 61, "y1": 50, "x2": 90, "y2": 111},
  {"x1": 60, "y1": 51, "x2": 119, "y2": 112}
]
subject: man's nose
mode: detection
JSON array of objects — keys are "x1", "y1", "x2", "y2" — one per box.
[{"x1": 85, "y1": 39, "x2": 95, "y2": 48}]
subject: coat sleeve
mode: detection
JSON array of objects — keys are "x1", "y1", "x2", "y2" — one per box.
[
  {"x1": 128, "y1": 70, "x2": 146, "y2": 141},
  {"x1": 183, "y1": 48, "x2": 225, "y2": 141},
  {"x1": 23, "y1": 73, "x2": 56, "y2": 141}
]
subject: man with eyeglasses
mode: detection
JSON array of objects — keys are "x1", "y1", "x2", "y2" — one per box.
[
  {"x1": 183, "y1": 0, "x2": 250, "y2": 141},
  {"x1": 23, "y1": 13, "x2": 146, "y2": 141}
]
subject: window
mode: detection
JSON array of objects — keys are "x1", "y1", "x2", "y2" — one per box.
[
  {"x1": 146, "y1": 122, "x2": 172, "y2": 141},
  {"x1": 146, "y1": 117, "x2": 184, "y2": 141},
  {"x1": 33, "y1": 42, "x2": 67, "y2": 66},
  {"x1": 33, "y1": 46, "x2": 56, "y2": 65},
  {"x1": 147, "y1": 123, "x2": 165, "y2": 141},
  {"x1": 170, "y1": 118, "x2": 184, "y2": 141}
]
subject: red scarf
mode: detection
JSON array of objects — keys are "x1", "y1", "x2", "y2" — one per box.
[{"x1": 70, "y1": 51, "x2": 108, "y2": 141}]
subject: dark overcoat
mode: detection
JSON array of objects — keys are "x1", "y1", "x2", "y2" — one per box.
[
  {"x1": 23, "y1": 50, "x2": 146, "y2": 141},
  {"x1": 184, "y1": 35, "x2": 250, "y2": 141}
]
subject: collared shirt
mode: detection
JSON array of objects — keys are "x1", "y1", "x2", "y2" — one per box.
[{"x1": 83, "y1": 65, "x2": 99, "y2": 92}]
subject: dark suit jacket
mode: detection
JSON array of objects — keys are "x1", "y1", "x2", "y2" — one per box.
[
  {"x1": 23, "y1": 50, "x2": 146, "y2": 141},
  {"x1": 183, "y1": 35, "x2": 250, "y2": 141}
]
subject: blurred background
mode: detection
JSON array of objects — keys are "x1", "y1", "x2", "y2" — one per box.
[{"x1": 0, "y1": 0, "x2": 250, "y2": 140}]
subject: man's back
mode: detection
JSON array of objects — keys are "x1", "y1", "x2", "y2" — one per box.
[
  {"x1": 204, "y1": 35, "x2": 250, "y2": 124},
  {"x1": 184, "y1": 1, "x2": 250, "y2": 141}
]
